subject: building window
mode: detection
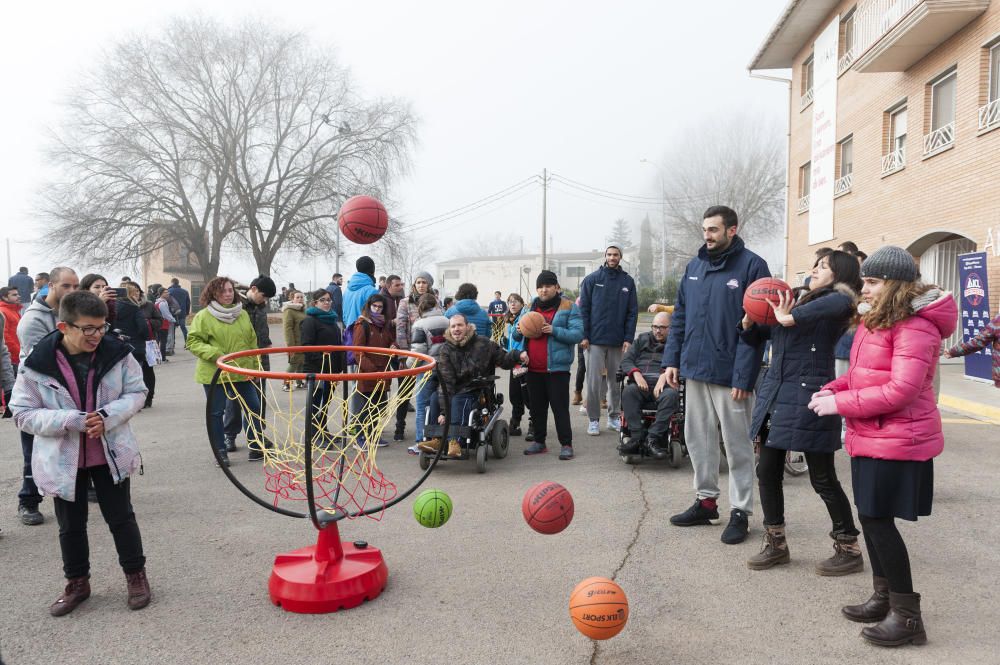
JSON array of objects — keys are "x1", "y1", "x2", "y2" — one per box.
[
  {"x1": 924, "y1": 68, "x2": 956, "y2": 156},
  {"x1": 980, "y1": 38, "x2": 1000, "y2": 131},
  {"x1": 800, "y1": 54, "x2": 815, "y2": 110},
  {"x1": 443, "y1": 269, "x2": 460, "y2": 280},
  {"x1": 882, "y1": 102, "x2": 907, "y2": 176},
  {"x1": 839, "y1": 8, "x2": 857, "y2": 74},
  {"x1": 835, "y1": 136, "x2": 853, "y2": 197},
  {"x1": 797, "y1": 162, "x2": 811, "y2": 213},
  {"x1": 564, "y1": 266, "x2": 586, "y2": 278}
]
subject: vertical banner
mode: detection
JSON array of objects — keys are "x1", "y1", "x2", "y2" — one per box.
[
  {"x1": 957, "y1": 252, "x2": 993, "y2": 381},
  {"x1": 809, "y1": 17, "x2": 839, "y2": 245}
]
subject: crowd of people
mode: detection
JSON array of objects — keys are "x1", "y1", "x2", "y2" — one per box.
[{"x1": 3, "y1": 202, "x2": 976, "y2": 649}]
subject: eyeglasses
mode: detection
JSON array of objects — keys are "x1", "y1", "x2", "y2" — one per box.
[
  {"x1": 67, "y1": 322, "x2": 111, "y2": 337},
  {"x1": 651, "y1": 325, "x2": 669, "y2": 331},
  {"x1": 370, "y1": 303, "x2": 384, "y2": 310}
]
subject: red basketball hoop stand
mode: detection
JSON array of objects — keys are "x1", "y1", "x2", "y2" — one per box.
[{"x1": 268, "y1": 521, "x2": 388, "y2": 614}]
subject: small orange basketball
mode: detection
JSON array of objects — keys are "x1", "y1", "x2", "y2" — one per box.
[
  {"x1": 517, "y1": 311, "x2": 546, "y2": 339},
  {"x1": 569, "y1": 577, "x2": 629, "y2": 640}
]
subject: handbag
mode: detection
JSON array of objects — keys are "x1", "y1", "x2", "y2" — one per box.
[{"x1": 144, "y1": 320, "x2": 161, "y2": 366}]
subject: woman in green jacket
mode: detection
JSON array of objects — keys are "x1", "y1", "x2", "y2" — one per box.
[
  {"x1": 281, "y1": 289, "x2": 306, "y2": 391},
  {"x1": 187, "y1": 276, "x2": 265, "y2": 467}
]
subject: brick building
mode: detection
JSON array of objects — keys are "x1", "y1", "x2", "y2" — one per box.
[{"x1": 750, "y1": 0, "x2": 1000, "y2": 351}]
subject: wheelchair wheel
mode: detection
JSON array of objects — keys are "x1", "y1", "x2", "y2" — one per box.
[
  {"x1": 668, "y1": 439, "x2": 683, "y2": 469},
  {"x1": 784, "y1": 450, "x2": 808, "y2": 476},
  {"x1": 419, "y1": 452, "x2": 431, "y2": 471},
  {"x1": 490, "y1": 420, "x2": 509, "y2": 459},
  {"x1": 475, "y1": 444, "x2": 487, "y2": 473}
]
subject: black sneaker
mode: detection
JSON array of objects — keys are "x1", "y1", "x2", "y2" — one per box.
[
  {"x1": 215, "y1": 450, "x2": 231, "y2": 467},
  {"x1": 523, "y1": 442, "x2": 548, "y2": 455},
  {"x1": 721, "y1": 509, "x2": 750, "y2": 544},
  {"x1": 225, "y1": 437, "x2": 237, "y2": 453},
  {"x1": 559, "y1": 445, "x2": 574, "y2": 460},
  {"x1": 393, "y1": 426, "x2": 405, "y2": 442},
  {"x1": 669, "y1": 499, "x2": 720, "y2": 527},
  {"x1": 647, "y1": 437, "x2": 669, "y2": 460},
  {"x1": 18, "y1": 504, "x2": 44, "y2": 526},
  {"x1": 618, "y1": 437, "x2": 642, "y2": 455}
]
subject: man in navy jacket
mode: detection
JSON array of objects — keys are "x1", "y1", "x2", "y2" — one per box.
[
  {"x1": 655, "y1": 205, "x2": 769, "y2": 545},
  {"x1": 579, "y1": 245, "x2": 638, "y2": 436}
]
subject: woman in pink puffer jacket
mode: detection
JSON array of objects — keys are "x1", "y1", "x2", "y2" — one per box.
[{"x1": 809, "y1": 246, "x2": 956, "y2": 649}]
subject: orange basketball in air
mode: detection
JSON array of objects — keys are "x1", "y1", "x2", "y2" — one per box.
[
  {"x1": 338, "y1": 195, "x2": 388, "y2": 245},
  {"x1": 743, "y1": 277, "x2": 793, "y2": 326},
  {"x1": 569, "y1": 577, "x2": 629, "y2": 640},
  {"x1": 517, "y1": 311, "x2": 546, "y2": 339}
]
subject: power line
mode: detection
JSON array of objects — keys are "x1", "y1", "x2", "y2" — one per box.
[
  {"x1": 408, "y1": 182, "x2": 542, "y2": 236},
  {"x1": 400, "y1": 176, "x2": 540, "y2": 231},
  {"x1": 549, "y1": 171, "x2": 714, "y2": 204},
  {"x1": 547, "y1": 183, "x2": 664, "y2": 213}
]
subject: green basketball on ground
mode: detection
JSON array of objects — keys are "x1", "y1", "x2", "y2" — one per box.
[{"x1": 413, "y1": 489, "x2": 453, "y2": 528}]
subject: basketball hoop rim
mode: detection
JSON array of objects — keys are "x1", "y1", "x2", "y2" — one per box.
[{"x1": 216, "y1": 346, "x2": 435, "y2": 382}]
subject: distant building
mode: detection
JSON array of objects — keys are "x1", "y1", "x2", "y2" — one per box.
[
  {"x1": 141, "y1": 238, "x2": 204, "y2": 310},
  {"x1": 435, "y1": 251, "x2": 635, "y2": 303}
]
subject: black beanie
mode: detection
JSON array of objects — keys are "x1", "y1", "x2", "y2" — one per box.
[
  {"x1": 250, "y1": 275, "x2": 276, "y2": 298},
  {"x1": 356, "y1": 256, "x2": 375, "y2": 277},
  {"x1": 536, "y1": 270, "x2": 559, "y2": 288}
]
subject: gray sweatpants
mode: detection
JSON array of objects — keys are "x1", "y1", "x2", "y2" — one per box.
[
  {"x1": 585, "y1": 345, "x2": 623, "y2": 422},
  {"x1": 683, "y1": 379, "x2": 755, "y2": 514}
]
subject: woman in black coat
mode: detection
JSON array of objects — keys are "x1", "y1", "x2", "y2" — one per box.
[
  {"x1": 300, "y1": 289, "x2": 346, "y2": 437},
  {"x1": 740, "y1": 251, "x2": 863, "y2": 575},
  {"x1": 115, "y1": 282, "x2": 155, "y2": 408}
]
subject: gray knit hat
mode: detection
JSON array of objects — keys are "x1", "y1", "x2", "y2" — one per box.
[
  {"x1": 860, "y1": 246, "x2": 918, "y2": 282},
  {"x1": 415, "y1": 271, "x2": 434, "y2": 288}
]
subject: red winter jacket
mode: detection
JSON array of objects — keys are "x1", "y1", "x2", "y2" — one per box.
[{"x1": 822, "y1": 290, "x2": 957, "y2": 462}]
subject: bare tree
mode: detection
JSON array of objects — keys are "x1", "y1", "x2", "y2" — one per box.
[
  {"x1": 41, "y1": 17, "x2": 415, "y2": 281},
  {"x1": 605, "y1": 217, "x2": 633, "y2": 249},
  {"x1": 657, "y1": 112, "x2": 785, "y2": 271},
  {"x1": 464, "y1": 231, "x2": 522, "y2": 258},
  {"x1": 370, "y1": 226, "x2": 438, "y2": 286}
]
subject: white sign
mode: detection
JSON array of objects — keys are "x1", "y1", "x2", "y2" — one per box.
[{"x1": 809, "y1": 17, "x2": 839, "y2": 245}]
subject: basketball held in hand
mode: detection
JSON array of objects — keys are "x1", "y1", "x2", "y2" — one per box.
[
  {"x1": 517, "y1": 311, "x2": 546, "y2": 339},
  {"x1": 338, "y1": 195, "x2": 388, "y2": 245},
  {"x1": 743, "y1": 277, "x2": 793, "y2": 326}
]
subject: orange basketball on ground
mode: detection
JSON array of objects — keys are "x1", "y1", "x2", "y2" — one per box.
[
  {"x1": 517, "y1": 311, "x2": 546, "y2": 339},
  {"x1": 338, "y1": 195, "x2": 388, "y2": 245},
  {"x1": 569, "y1": 577, "x2": 629, "y2": 640},
  {"x1": 522, "y1": 481, "x2": 574, "y2": 534},
  {"x1": 743, "y1": 277, "x2": 793, "y2": 326}
]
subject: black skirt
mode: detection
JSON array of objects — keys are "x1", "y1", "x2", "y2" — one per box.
[{"x1": 851, "y1": 456, "x2": 933, "y2": 521}]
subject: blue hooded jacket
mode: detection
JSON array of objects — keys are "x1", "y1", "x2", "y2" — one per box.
[
  {"x1": 661, "y1": 235, "x2": 771, "y2": 391},
  {"x1": 511, "y1": 296, "x2": 584, "y2": 372},
  {"x1": 342, "y1": 273, "x2": 378, "y2": 326},
  {"x1": 579, "y1": 265, "x2": 638, "y2": 346},
  {"x1": 445, "y1": 299, "x2": 490, "y2": 337}
]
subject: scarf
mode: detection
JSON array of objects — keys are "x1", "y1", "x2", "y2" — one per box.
[
  {"x1": 369, "y1": 311, "x2": 385, "y2": 327},
  {"x1": 207, "y1": 300, "x2": 243, "y2": 324},
  {"x1": 306, "y1": 306, "x2": 340, "y2": 325},
  {"x1": 536, "y1": 294, "x2": 560, "y2": 311}
]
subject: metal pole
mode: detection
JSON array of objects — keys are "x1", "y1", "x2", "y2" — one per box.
[{"x1": 541, "y1": 168, "x2": 547, "y2": 270}]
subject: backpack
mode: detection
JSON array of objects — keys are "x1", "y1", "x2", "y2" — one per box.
[{"x1": 343, "y1": 319, "x2": 370, "y2": 366}]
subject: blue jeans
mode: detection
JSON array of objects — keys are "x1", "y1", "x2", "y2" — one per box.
[
  {"x1": 205, "y1": 382, "x2": 264, "y2": 452},
  {"x1": 19, "y1": 430, "x2": 41, "y2": 509},
  {"x1": 449, "y1": 392, "x2": 478, "y2": 431},
  {"x1": 223, "y1": 378, "x2": 267, "y2": 441},
  {"x1": 415, "y1": 375, "x2": 440, "y2": 442}
]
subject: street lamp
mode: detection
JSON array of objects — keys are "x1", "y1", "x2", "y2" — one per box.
[{"x1": 639, "y1": 158, "x2": 667, "y2": 288}]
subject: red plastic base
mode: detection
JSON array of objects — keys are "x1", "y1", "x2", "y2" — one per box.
[{"x1": 268, "y1": 523, "x2": 388, "y2": 614}]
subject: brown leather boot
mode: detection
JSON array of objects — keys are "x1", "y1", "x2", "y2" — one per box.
[
  {"x1": 861, "y1": 591, "x2": 927, "y2": 647},
  {"x1": 447, "y1": 440, "x2": 463, "y2": 458},
  {"x1": 815, "y1": 536, "x2": 864, "y2": 576},
  {"x1": 842, "y1": 576, "x2": 890, "y2": 623},
  {"x1": 126, "y1": 568, "x2": 151, "y2": 610},
  {"x1": 571, "y1": 391, "x2": 583, "y2": 405},
  {"x1": 746, "y1": 524, "x2": 790, "y2": 570},
  {"x1": 50, "y1": 577, "x2": 91, "y2": 617}
]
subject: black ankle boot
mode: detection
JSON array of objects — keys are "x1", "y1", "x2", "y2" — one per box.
[
  {"x1": 861, "y1": 591, "x2": 927, "y2": 647},
  {"x1": 842, "y1": 576, "x2": 890, "y2": 623},
  {"x1": 509, "y1": 420, "x2": 522, "y2": 436}
]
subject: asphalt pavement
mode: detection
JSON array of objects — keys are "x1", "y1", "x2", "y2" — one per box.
[{"x1": 1, "y1": 338, "x2": 998, "y2": 665}]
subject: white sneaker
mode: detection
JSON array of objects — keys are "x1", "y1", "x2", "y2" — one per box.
[
  {"x1": 607, "y1": 417, "x2": 621, "y2": 432},
  {"x1": 587, "y1": 421, "x2": 600, "y2": 436},
  {"x1": 579, "y1": 404, "x2": 588, "y2": 414}
]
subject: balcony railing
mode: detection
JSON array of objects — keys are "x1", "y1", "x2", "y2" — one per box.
[
  {"x1": 923, "y1": 122, "x2": 955, "y2": 155},
  {"x1": 979, "y1": 98, "x2": 1000, "y2": 132},
  {"x1": 834, "y1": 173, "x2": 853, "y2": 197},
  {"x1": 800, "y1": 88, "x2": 814, "y2": 110},
  {"x1": 854, "y1": 0, "x2": 919, "y2": 60},
  {"x1": 838, "y1": 47, "x2": 857, "y2": 75},
  {"x1": 881, "y1": 148, "x2": 906, "y2": 175},
  {"x1": 797, "y1": 194, "x2": 811, "y2": 213}
]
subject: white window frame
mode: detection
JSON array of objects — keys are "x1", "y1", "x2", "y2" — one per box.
[
  {"x1": 835, "y1": 136, "x2": 853, "y2": 198},
  {"x1": 981, "y1": 39, "x2": 1000, "y2": 132},
  {"x1": 925, "y1": 68, "x2": 957, "y2": 157},
  {"x1": 797, "y1": 162, "x2": 811, "y2": 213},
  {"x1": 801, "y1": 55, "x2": 815, "y2": 110},
  {"x1": 839, "y1": 8, "x2": 858, "y2": 74},
  {"x1": 882, "y1": 101, "x2": 907, "y2": 176}
]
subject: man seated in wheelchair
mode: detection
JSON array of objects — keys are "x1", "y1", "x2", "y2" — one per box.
[
  {"x1": 418, "y1": 312, "x2": 527, "y2": 458},
  {"x1": 619, "y1": 311, "x2": 679, "y2": 458}
]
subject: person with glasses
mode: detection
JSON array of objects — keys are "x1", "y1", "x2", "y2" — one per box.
[
  {"x1": 10, "y1": 290, "x2": 151, "y2": 615},
  {"x1": 299, "y1": 289, "x2": 346, "y2": 437},
  {"x1": 351, "y1": 294, "x2": 397, "y2": 447},
  {"x1": 619, "y1": 311, "x2": 678, "y2": 459}
]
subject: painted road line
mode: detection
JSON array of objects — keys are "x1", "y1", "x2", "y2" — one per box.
[
  {"x1": 940, "y1": 417, "x2": 991, "y2": 425},
  {"x1": 938, "y1": 394, "x2": 1000, "y2": 425}
]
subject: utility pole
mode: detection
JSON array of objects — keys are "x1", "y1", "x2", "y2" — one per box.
[{"x1": 541, "y1": 168, "x2": 548, "y2": 270}]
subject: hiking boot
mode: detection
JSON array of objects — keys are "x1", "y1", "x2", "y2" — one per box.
[
  {"x1": 842, "y1": 576, "x2": 890, "y2": 623},
  {"x1": 647, "y1": 436, "x2": 669, "y2": 460},
  {"x1": 618, "y1": 436, "x2": 642, "y2": 455},
  {"x1": 125, "y1": 569, "x2": 152, "y2": 610},
  {"x1": 670, "y1": 499, "x2": 720, "y2": 527},
  {"x1": 447, "y1": 440, "x2": 463, "y2": 458},
  {"x1": 393, "y1": 425, "x2": 405, "y2": 442},
  {"x1": 523, "y1": 442, "x2": 548, "y2": 455},
  {"x1": 721, "y1": 509, "x2": 750, "y2": 544},
  {"x1": 19, "y1": 504, "x2": 44, "y2": 526},
  {"x1": 747, "y1": 524, "x2": 790, "y2": 570},
  {"x1": 571, "y1": 390, "x2": 583, "y2": 405},
  {"x1": 225, "y1": 436, "x2": 237, "y2": 453},
  {"x1": 815, "y1": 536, "x2": 864, "y2": 576},
  {"x1": 418, "y1": 438, "x2": 442, "y2": 454},
  {"x1": 559, "y1": 445, "x2": 574, "y2": 460},
  {"x1": 587, "y1": 421, "x2": 600, "y2": 436},
  {"x1": 861, "y1": 592, "x2": 927, "y2": 647},
  {"x1": 50, "y1": 577, "x2": 91, "y2": 617}
]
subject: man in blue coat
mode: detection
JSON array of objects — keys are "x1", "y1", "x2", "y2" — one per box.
[
  {"x1": 655, "y1": 205, "x2": 770, "y2": 545},
  {"x1": 324, "y1": 273, "x2": 344, "y2": 322},
  {"x1": 166, "y1": 278, "x2": 191, "y2": 346},
  {"x1": 579, "y1": 245, "x2": 638, "y2": 436},
  {"x1": 342, "y1": 257, "x2": 379, "y2": 327}
]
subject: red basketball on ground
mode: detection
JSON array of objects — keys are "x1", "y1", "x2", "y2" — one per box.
[
  {"x1": 517, "y1": 311, "x2": 546, "y2": 339},
  {"x1": 743, "y1": 277, "x2": 793, "y2": 326},
  {"x1": 569, "y1": 577, "x2": 629, "y2": 640},
  {"x1": 522, "y1": 481, "x2": 574, "y2": 534},
  {"x1": 338, "y1": 195, "x2": 388, "y2": 245}
]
